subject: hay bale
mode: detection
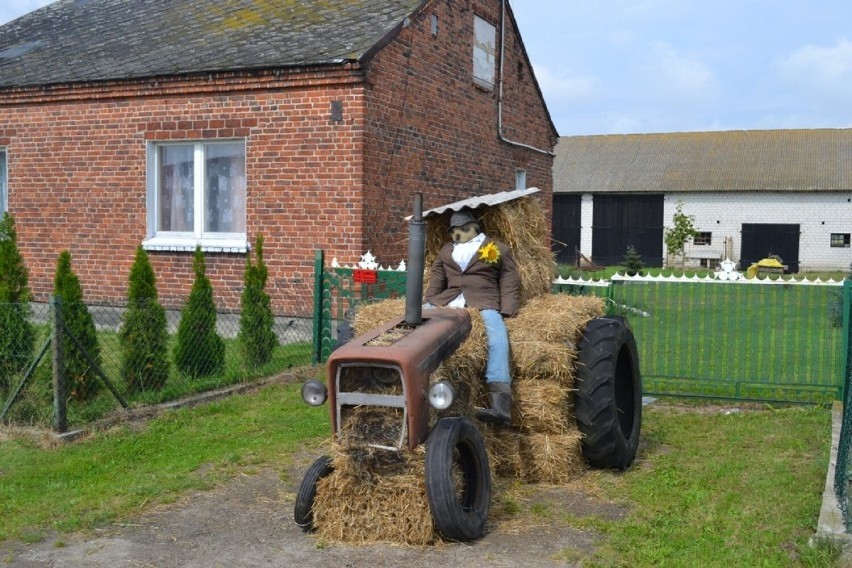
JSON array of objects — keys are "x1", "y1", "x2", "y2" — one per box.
[
  {"x1": 484, "y1": 426, "x2": 523, "y2": 478},
  {"x1": 513, "y1": 379, "x2": 572, "y2": 434},
  {"x1": 352, "y1": 298, "x2": 406, "y2": 335},
  {"x1": 510, "y1": 340, "x2": 575, "y2": 386},
  {"x1": 313, "y1": 446, "x2": 435, "y2": 545},
  {"x1": 507, "y1": 294, "x2": 604, "y2": 344},
  {"x1": 519, "y1": 432, "x2": 585, "y2": 484}
]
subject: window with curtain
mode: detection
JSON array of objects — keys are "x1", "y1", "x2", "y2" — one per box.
[{"x1": 145, "y1": 140, "x2": 247, "y2": 252}]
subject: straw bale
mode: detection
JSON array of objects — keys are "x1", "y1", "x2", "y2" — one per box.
[
  {"x1": 513, "y1": 379, "x2": 572, "y2": 434},
  {"x1": 340, "y1": 406, "x2": 404, "y2": 449},
  {"x1": 507, "y1": 294, "x2": 604, "y2": 345},
  {"x1": 519, "y1": 432, "x2": 585, "y2": 484},
  {"x1": 484, "y1": 427, "x2": 524, "y2": 478},
  {"x1": 510, "y1": 340, "x2": 575, "y2": 386},
  {"x1": 352, "y1": 298, "x2": 406, "y2": 336},
  {"x1": 313, "y1": 445, "x2": 435, "y2": 545}
]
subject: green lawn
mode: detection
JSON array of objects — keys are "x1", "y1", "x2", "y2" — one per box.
[
  {"x1": 0, "y1": 380, "x2": 329, "y2": 542},
  {"x1": 0, "y1": 387, "x2": 837, "y2": 566}
]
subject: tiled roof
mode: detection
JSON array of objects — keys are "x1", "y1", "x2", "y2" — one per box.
[
  {"x1": 554, "y1": 129, "x2": 852, "y2": 193},
  {"x1": 0, "y1": 0, "x2": 426, "y2": 88}
]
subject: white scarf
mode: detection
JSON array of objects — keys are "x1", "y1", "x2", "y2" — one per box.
[{"x1": 448, "y1": 232, "x2": 487, "y2": 308}]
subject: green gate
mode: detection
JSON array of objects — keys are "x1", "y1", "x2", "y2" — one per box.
[{"x1": 311, "y1": 250, "x2": 407, "y2": 363}]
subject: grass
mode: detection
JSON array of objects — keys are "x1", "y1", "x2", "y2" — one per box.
[
  {"x1": 0, "y1": 387, "x2": 839, "y2": 567},
  {"x1": 494, "y1": 401, "x2": 839, "y2": 567},
  {"x1": 0, "y1": 379, "x2": 329, "y2": 542}
]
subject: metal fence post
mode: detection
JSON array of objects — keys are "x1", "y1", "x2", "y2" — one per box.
[
  {"x1": 51, "y1": 294, "x2": 67, "y2": 433},
  {"x1": 842, "y1": 279, "x2": 851, "y2": 404},
  {"x1": 312, "y1": 249, "x2": 324, "y2": 364}
]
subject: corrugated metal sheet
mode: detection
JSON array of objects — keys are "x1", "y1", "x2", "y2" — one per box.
[
  {"x1": 554, "y1": 129, "x2": 852, "y2": 193},
  {"x1": 406, "y1": 187, "x2": 541, "y2": 220}
]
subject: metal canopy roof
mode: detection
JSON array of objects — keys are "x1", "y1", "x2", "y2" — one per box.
[{"x1": 405, "y1": 187, "x2": 541, "y2": 220}]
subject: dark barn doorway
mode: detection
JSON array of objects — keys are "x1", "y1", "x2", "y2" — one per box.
[
  {"x1": 740, "y1": 223, "x2": 800, "y2": 273},
  {"x1": 592, "y1": 194, "x2": 664, "y2": 267}
]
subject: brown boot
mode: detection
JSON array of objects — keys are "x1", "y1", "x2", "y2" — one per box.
[{"x1": 475, "y1": 382, "x2": 512, "y2": 425}]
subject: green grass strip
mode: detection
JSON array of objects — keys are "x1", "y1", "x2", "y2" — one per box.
[{"x1": 0, "y1": 382, "x2": 329, "y2": 542}]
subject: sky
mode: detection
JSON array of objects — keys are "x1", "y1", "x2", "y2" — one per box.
[{"x1": 2, "y1": 0, "x2": 851, "y2": 136}]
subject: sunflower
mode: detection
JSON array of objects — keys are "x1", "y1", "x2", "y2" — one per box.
[{"x1": 477, "y1": 242, "x2": 500, "y2": 264}]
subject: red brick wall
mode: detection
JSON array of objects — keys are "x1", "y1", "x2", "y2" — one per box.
[
  {"x1": 0, "y1": 69, "x2": 368, "y2": 316},
  {"x1": 359, "y1": 0, "x2": 556, "y2": 265}
]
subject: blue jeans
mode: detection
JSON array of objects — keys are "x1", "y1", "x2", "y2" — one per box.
[
  {"x1": 423, "y1": 304, "x2": 510, "y2": 385},
  {"x1": 480, "y1": 309, "x2": 511, "y2": 385}
]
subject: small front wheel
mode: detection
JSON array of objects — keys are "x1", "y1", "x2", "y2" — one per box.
[
  {"x1": 294, "y1": 455, "x2": 333, "y2": 531},
  {"x1": 425, "y1": 417, "x2": 491, "y2": 541}
]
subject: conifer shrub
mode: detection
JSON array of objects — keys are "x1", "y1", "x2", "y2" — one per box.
[
  {"x1": 120, "y1": 246, "x2": 170, "y2": 393},
  {"x1": 0, "y1": 212, "x2": 35, "y2": 394},
  {"x1": 173, "y1": 247, "x2": 225, "y2": 378},
  {"x1": 239, "y1": 235, "x2": 278, "y2": 369},
  {"x1": 622, "y1": 245, "x2": 644, "y2": 276},
  {"x1": 53, "y1": 250, "x2": 101, "y2": 403}
]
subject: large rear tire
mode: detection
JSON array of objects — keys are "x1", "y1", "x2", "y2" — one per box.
[
  {"x1": 425, "y1": 417, "x2": 491, "y2": 541},
  {"x1": 574, "y1": 316, "x2": 642, "y2": 470},
  {"x1": 294, "y1": 455, "x2": 333, "y2": 531}
]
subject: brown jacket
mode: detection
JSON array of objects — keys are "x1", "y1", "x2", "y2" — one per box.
[{"x1": 424, "y1": 238, "x2": 520, "y2": 316}]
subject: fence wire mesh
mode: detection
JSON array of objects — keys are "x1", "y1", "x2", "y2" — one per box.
[{"x1": 0, "y1": 299, "x2": 313, "y2": 430}]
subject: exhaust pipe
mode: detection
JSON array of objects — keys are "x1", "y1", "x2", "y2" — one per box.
[{"x1": 404, "y1": 193, "x2": 425, "y2": 326}]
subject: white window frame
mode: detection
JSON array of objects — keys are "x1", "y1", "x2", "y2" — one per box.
[
  {"x1": 0, "y1": 149, "x2": 7, "y2": 214},
  {"x1": 143, "y1": 140, "x2": 248, "y2": 253},
  {"x1": 515, "y1": 169, "x2": 527, "y2": 190},
  {"x1": 473, "y1": 15, "x2": 497, "y2": 89}
]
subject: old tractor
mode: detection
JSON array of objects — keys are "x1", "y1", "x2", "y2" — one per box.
[{"x1": 295, "y1": 191, "x2": 642, "y2": 541}]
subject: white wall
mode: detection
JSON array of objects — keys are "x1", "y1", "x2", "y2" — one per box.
[{"x1": 665, "y1": 192, "x2": 852, "y2": 271}]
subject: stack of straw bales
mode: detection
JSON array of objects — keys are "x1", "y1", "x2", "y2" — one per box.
[{"x1": 310, "y1": 195, "x2": 604, "y2": 545}]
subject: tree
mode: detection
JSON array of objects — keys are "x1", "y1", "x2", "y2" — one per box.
[
  {"x1": 120, "y1": 246, "x2": 170, "y2": 393},
  {"x1": 664, "y1": 201, "x2": 698, "y2": 268},
  {"x1": 239, "y1": 235, "x2": 278, "y2": 369},
  {"x1": 622, "y1": 245, "x2": 644, "y2": 277},
  {"x1": 173, "y1": 247, "x2": 224, "y2": 378},
  {"x1": 0, "y1": 212, "x2": 35, "y2": 393},
  {"x1": 53, "y1": 250, "x2": 101, "y2": 402}
]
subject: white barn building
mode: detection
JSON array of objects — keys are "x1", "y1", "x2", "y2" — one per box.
[{"x1": 552, "y1": 129, "x2": 852, "y2": 273}]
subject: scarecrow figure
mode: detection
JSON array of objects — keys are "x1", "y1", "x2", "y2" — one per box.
[{"x1": 424, "y1": 207, "x2": 520, "y2": 425}]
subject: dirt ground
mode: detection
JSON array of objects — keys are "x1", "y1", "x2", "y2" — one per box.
[{"x1": 2, "y1": 445, "x2": 629, "y2": 568}]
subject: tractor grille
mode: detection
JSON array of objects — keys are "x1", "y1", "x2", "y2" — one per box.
[{"x1": 335, "y1": 363, "x2": 407, "y2": 451}]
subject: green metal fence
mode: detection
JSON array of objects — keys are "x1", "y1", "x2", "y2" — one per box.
[
  {"x1": 603, "y1": 276, "x2": 847, "y2": 403},
  {"x1": 315, "y1": 251, "x2": 848, "y2": 404},
  {"x1": 835, "y1": 280, "x2": 852, "y2": 529},
  {"x1": 1, "y1": 295, "x2": 313, "y2": 431}
]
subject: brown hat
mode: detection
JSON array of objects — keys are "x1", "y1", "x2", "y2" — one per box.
[{"x1": 449, "y1": 208, "x2": 478, "y2": 229}]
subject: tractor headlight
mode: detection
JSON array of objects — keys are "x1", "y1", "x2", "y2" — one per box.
[
  {"x1": 428, "y1": 381, "x2": 455, "y2": 410},
  {"x1": 301, "y1": 380, "x2": 328, "y2": 406}
]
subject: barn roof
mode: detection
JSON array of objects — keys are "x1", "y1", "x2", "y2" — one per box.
[
  {"x1": 554, "y1": 129, "x2": 852, "y2": 193},
  {"x1": 0, "y1": 0, "x2": 426, "y2": 88}
]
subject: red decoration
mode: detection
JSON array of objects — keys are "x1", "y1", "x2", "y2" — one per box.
[{"x1": 353, "y1": 269, "x2": 378, "y2": 284}]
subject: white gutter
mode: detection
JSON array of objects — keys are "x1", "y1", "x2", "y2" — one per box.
[{"x1": 498, "y1": 0, "x2": 555, "y2": 156}]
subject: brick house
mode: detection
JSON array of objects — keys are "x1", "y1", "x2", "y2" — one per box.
[
  {"x1": 552, "y1": 130, "x2": 852, "y2": 272},
  {"x1": 0, "y1": 0, "x2": 556, "y2": 317}
]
